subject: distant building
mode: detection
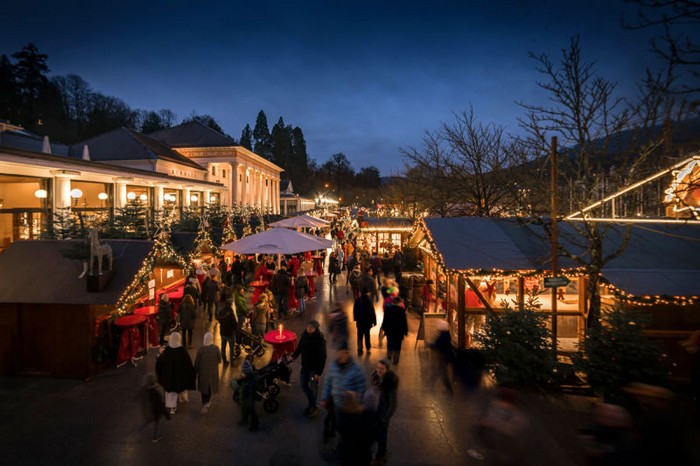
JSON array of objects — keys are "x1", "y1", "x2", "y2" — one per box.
[
  {"x1": 279, "y1": 180, "x2": 316, "y2": 216},
  {"x1": 0, "y1": 121, "x2": 282, "y2": 249}
]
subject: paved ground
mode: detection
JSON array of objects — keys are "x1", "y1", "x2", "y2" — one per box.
[{"x1": 1, "y1": 270, "x2": 696, "y2": 465}]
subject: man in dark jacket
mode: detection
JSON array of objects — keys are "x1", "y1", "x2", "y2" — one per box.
[
  {"x1": 271, "y1": 266, "x2": 291, "y2": 317},
  {"x1": 353, "y1": 288, "x2": 377, "y2": 356},
  {"x1": 359, "y1": 268, "x2": 378, "y2": 303},
  {"x1": 289, "y1": 320, "x2": 327, "y2": 418},
  {"x1": 217, "y1": 298, "x2": 237, "y2": 365},
  {"x1": 230, "y1": 255, "x2": 244, "y2": 287}
]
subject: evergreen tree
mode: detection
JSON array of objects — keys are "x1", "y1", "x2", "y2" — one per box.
[
  {"x1": 46, "y1": 207, "x2": 78, "y2": 239},
  {"x1": 12, "y1": 42, "x2": 50, "y2": 130},
  {"x1": 112, "y1": 200, "x2": 149, "y2": 238},
  {"x1": 240, "y1": 124, "x2": 253, "y2": 150},
  {"x1": 271, "y1": 117, "x2": 294, "y2": 168},
  {"x1": 253, "y1": 110, "x2": 272, "y2": 159},
  {"x1": 0, "y1": 54, "x2": 18, "y2": 122},
  {"x1": 138, "y1": 108, "x2": 176, "y2": 133}
]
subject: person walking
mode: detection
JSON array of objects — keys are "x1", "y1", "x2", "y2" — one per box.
[
  {"x1": 428, "y1": 320, "x2": 455, "y2": 395},
  {"x1": 155, "y1": 332, "x2": 195, "y2": 415},
  {"x1": 138, "y1": 372, "x2": 170, "y2": 443},
  {"x1": 329, "y1": 251, "x2": 341, "y2": 285},
  {"x1": 380, "y1": 295, "x2": 408, "y2": 364},
  {"x1": 348, "y1": 265, "x2": 363, "y2": 300},
  {"x1": 183, "y1": 277, "x2": 200, "y2": 310},
  {"x1": 353, "y1": 288, "x2": 377, "y2": 356},
  {"x1": 360, "y1": 268, "x2": 379, "y2": 303},
  {"x1": 217, "y1": 296, "x2": 237, "y2": 365},
  {"x1": 288, "y1": 320, "x2": 327, "y2": 418},
  {"x1": 157, "y1": 293, "x2": 172, "y2": 346},
  {"x1": 179, "y1": 294, "x2": 197, "y2": 349},
  {"x1": 294, "y1": 270, "x2": 309, "y2": 316},
  {"x1": 202, "y1": 271, "x2": 220, "y2": 321},
  {"x1": 320, "y1": 343, "x2": 367, "y2": 443},
  {"x1": 328, "y1": 303, "x2": 350, "y2": 351},
  {"x1": 194, "y1": 332, "x2": 221, "y2": 414},
  {"x1": 370, "y1": 359, "x2": 399, "y2": 465}
]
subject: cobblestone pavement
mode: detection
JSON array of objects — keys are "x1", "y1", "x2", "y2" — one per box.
[{"x1": 3, "y1": 270, "x2": 688, "y2": 466}]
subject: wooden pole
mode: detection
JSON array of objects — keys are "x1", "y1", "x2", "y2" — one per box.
[{"x1": 550, "y1": 136, "x2": 559, "y2": 359}]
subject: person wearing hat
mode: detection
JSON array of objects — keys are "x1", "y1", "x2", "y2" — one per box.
[
  {"x1": 348, "y1": 265, "x2": 363, "y2": 300},
  {"x1": 289, "y1": 320, "x2": 327, "y2": 418},
  {"x1": 370, "y1": 359, "x2": 399, "y2": 465},
  {"x1": 320, "y1": 342, "x2": 366, "y2": 443},
  {"x1": 237, "y1": 358, "x2": 259, "y2": 431}
]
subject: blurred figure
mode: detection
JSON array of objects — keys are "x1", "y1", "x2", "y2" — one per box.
[
  {"x1": 157, "y1": 293, "x2": 171, "y2": 345},
  {"x1": 353, "y1": 287, "x2": 377, "y2": 356},
  {"x1": 335, "y1": 391, "x2": 374, "y2": 466},
  {"x1": 252, "y1": 293, "x2": 269, "y2": 336},
  {"x1": 294, "y1": 270, "x2": 309, "y2": 316},
  {"x1": 155, "y1": 332, "x2": 196, "y2": 415},
  {"x1": 428, "y1": 320, "x2": 455, "y2": 395},
  {"x1": 477, "y1": 387, "x2": 530, "y2": 466},
  {"x1": 138, "y1": 372, "x2": 170, "y2": 443},
  {"x1": 329, "y1": 251, "x2": 341, "y2": 285},
  {"x1": 578, "y1": 402, "x2": 636, "y2": 466},
  {"x1": 217, "y1": 290, "x2": 238, "y2": 365},
  {"x1": 179, "y1": 294, "x2": 196, "y2": 349},
  {"x1": 623, "y1": 382, "x2": 694, "y2": 466},
  {"x1": 328, "y1": 303, "x2": 350, "y2": 351},
  {"x1": 380, "y1": 295, "x2": 408, "y2": 364},
  {"x1": 194, "y1": 332, "x2": 221, "y2": 414},
  {"x1": 370, "y1": 359, "x2": 398, "y2": 465}
]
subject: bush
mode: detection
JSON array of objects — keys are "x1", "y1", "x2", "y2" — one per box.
[
  {"x1": 476, "y1": 294, "x2": 555, "y2": 387},
  {"x1": 572, "y1": 305, "x2": 665, "y2": 403}
]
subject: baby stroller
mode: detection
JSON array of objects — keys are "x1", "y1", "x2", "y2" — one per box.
[
  {"x1": 231, "y1": 358, "x2": 292, "y2": 413},
  {"x1": 234, "y1": 327, "x2": 266, "y2": 359}
]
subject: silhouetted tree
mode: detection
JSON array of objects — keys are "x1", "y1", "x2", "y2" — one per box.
[
  {"x1": 271, "y1": 116, "x2": 294, "y2": 168},
  {"x1": 253, "y1": 110, "x2": 272, "y2": 159},
  {"x1": 12, "y1": 42, "x2": 50, "y2": 131},
  {"x1": 240, "y1": 123, "x2": 253, "y2": 150}
]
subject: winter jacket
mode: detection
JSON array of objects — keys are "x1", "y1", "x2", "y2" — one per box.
[
  {"x1": 353, "y1": 294, "x2": 377, "y2": 329},
  {"x1": 371, "y1": 369, "x2": 399, "y2": 422},
  {"x1": 234, "y1": 293, "x2": 248, "y2": 322},
  {"x1": 294, "y1": 275, "x2": 309, "y2": 298},
  {"x1": 271, "y1": 270, "x2": 291, "y2": 295},
  {"x1": 380, "y1": 302, "x2": 408, "y2": 339},
  {"x1": 217, "y1": 306, "x2": 237, "y2": 337},
  {"x1": 291, "y1": 329, "x2": 327, "y2": 375},
  {"x1": 253, "y1": 301, "x2": 269, "y2": 326},
  {"x1": 155, "y1": 346, "x2": 195, "y2": 393},
  {"x1": 179, "y1": 300, "x2": 196, "y2": 330},
  {"x1": 194, "y1": 344, "x2": 221, "y2": 395},
  {"x1": 320, "y1": 359, "x2": 366, "y2": 401}
]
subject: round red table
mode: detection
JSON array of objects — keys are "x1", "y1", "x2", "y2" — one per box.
[
  {"x1": 114, "y1": 314, "x2": 146, "y2": 367},
  {"x1": 134, "y1": 306, "x2": 159, "y2": 348},
  {"x1": 305, "y1": 272, "x2": 318, "y2": 297},
  {"x1": 250, "y1": 280, "x2": 269, "y2": 305},
  {"x1": 264, "y1": 329, "x2": 298, "y2": 361}
]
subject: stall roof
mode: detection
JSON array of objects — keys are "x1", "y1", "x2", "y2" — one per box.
[
  {"x1": 420, "y1": 217, "x2": 700, "y2": 297},
  {"x1": 0, "y1": 240, "x2": 153, "y2": 304}
]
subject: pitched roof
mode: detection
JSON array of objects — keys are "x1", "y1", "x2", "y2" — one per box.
[
  {"x1": 148, "y1": 121, "x2": 236, "y2": 147},
  {"x1": 0, "y1": 240, "x2": 153, "y2": 304},
  {"x1": 420, "y1": 217, "x2": 700, "y2": 297},
  {"x1": 69, "y1": 127, "x2": 205, "y2": 171}
]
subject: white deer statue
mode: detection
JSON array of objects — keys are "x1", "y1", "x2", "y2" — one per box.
[{"x1": 88, "y1": 228, "x2": 112, "y2": 275}]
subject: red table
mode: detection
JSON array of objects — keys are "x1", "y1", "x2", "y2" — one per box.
[
  {"x1": 250, "y1": 280, "x2": 269, "y2": 305},
  {"x1": 134, "y1": 306, "x2": 159, "y2": 348},
  {"x1": 166, "y1": 285, "x2": 185, "y2": 312},
  {"x1": 114, "y1": 314, "x2": 146, "y2": 367},
  {"x1": 305, "y1": 272, "x2": 318, "y2": 297},
  {"x1": 264, "y1": 329, "x2": 297, "y2": 361}
]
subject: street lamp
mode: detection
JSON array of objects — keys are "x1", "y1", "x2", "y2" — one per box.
[
  {"x1": 139, "y1": 194, "x2": 148, "y2": 202},
  {"x1": 34, "y1": 189, "x2": 47, "y2": 199},
  {"x1": 70, "y1": 188, "x2": 83, "y2": 206},
  {"x1": 127, "y1": 192, "x2": 136, "y2": 201}
]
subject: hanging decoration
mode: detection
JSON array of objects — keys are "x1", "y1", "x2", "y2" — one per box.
[
  {"x1": 188, "y1": 214, "x2": 220, "y2": 263},
  {"x1": 221, "y1": 215, "x2": 237, "y2": 247}
]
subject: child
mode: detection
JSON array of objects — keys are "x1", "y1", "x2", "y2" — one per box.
[
  {"x1": 139, "y1": 372, "x2": 170, "y2": 443},
  {"x1": 237, "y1": 358, "x2": 259, "y2": 431}
]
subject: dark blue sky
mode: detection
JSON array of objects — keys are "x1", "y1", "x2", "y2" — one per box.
[{"x1": 2, "y1": 0, "x2": 660, "y2": 175}]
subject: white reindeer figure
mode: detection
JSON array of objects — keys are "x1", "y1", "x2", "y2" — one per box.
[{"x1": 88, "y1": 228, "x2": 112, "y2": 275}]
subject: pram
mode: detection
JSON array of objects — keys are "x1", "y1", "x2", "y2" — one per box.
[
  {"x1": 231, "y1": 358, "x2": 293, "y2": 413},
  {"x1": 234, "y1": 328, "x2": 266, "y2": 359}
]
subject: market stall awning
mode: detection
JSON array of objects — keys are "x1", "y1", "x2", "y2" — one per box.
[
  {"x1": 268, "y1": 214, "x2": 329, "y2": 229},
  {"x1": 221, "y1": 228, "x2": 332, "y2": 255}
]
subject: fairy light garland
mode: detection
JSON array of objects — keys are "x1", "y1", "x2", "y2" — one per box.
[
  {"x1": 187, "y1": 226, "x2": 220, "y2": 264},
  {"x1": 113, "y1": 232, "x2": 189, "y2": 317},
  {"x1": 413, "y1": 218, "x2": 696, "y2": 307}
]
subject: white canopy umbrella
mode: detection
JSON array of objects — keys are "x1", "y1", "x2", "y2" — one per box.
[
  {"x1": 221, "y1": 227, "x2": 332, "y2": 255},
  {"x1": 268, "y1": 214, "x2": 329, "y2": 229}
]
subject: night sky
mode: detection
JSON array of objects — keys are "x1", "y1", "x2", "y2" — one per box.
[{"x1": 1, "y1": 0, "x2": 661, "y2": 175}]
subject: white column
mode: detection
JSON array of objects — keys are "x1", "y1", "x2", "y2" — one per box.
[
  {"x1": 183, "y1": 188, "x2": 191, "y2": 207},
  {"x1": 116, "y1": 182, "x2": 128, "y2": 208},
  {"x1": 155, "y1": 185, "x2": 164, "y2": 209},
  {"x1": 54, "y1": 176, "x2": 72, "y2": 208},
  {"x1": 204, "y1": 189, "x2": 212, "y2": 205}
]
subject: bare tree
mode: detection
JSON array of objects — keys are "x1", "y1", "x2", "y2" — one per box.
[{"x1": 517, "y1": 36, "x2": 637, "y2": 328}]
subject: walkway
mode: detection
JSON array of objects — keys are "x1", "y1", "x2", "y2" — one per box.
[{"x1": 0, "y1": 270, "x2": 612, "y2": 465}]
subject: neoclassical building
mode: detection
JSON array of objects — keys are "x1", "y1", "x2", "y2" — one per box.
[{"x1": 0, "y1": 120, "x2": 282, "y2": 249}]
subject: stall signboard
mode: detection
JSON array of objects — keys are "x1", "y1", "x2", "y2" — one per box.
[
  {"x1": 544, "y1": 276, "x2": 571, "y2": 288},
  {"x1": 148, "y1": 279, "x2": 156, "y2": 300}
]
